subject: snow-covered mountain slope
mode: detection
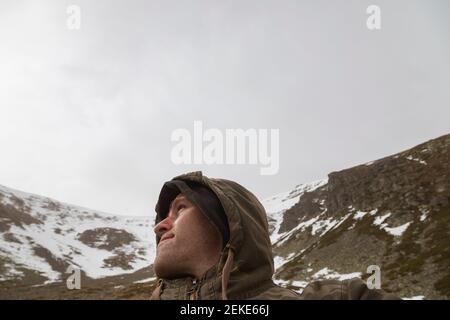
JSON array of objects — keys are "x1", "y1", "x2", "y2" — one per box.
[
  {"x1": 0, "y1": 184, "x2": 155, "y2": 285},
  {"x1": 262, "y1": 134, "x2": 450, "y2": 300},
  {"x1": 263, "y1": 178, "x2": 328, "y2": 245}
]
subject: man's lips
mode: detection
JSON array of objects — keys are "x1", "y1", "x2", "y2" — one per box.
[{"x1": 159, "y1": 234, "x2": 174, "y2": 245}]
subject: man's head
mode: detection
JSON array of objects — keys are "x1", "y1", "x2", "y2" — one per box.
[{"x1": 153, "y1": 181, "x2": 229, "y2": 279}]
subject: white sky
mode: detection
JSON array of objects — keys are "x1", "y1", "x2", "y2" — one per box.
[{"x1": 1, "y1": 0, "x2": 449, "y2": 217}]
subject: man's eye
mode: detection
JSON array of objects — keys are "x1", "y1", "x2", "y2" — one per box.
[{"x1": 177, "y1": 204, "x2": 186, "y2": 213}]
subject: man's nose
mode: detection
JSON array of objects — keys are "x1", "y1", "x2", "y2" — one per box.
[{"x1": 154, "y1": 216, "x2": 174, "y2": 237}]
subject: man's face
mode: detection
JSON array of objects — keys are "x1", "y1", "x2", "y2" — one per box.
[{"x1": 153, "y1": 193, "x2": 222, "y2": 279}]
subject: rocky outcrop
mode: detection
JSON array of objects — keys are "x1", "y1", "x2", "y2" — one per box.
[{"x1": 270, "y1": 134, "x2": 450, "y2": 299}]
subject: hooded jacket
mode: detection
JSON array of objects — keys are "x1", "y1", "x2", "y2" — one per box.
[{"x1": 150, "y1": 171, "x2": 398, "y2": 300}]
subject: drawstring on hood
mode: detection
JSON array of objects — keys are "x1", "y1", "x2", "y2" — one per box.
[
  {"x1": 150, "y1": 279, "x2": 163, "y2": 300},
  {"x1": 221, "y1": 247, "x2": 235, "y2": 300}
]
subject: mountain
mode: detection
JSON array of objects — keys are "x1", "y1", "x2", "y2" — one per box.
[
  {"x1": 264, "y1": 133, "x2": 450, "y2": 300},
  {"x1": 1, "y1": 134, "x2": 449, "y2": 299},
  {"x1": 0, "y1": 185, "x2": 156, "y2": 299}
]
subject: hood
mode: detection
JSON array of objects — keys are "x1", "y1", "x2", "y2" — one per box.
[{"x1": 151, "y1": 171, "x2": 275, "y2": 300}]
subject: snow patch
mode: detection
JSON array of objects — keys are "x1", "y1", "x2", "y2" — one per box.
[
  {"x1": 372, "y1": 212, "x2": 412, "y2": 237},
  {"x1": 312, "y1": 267, "x2": 362, "y2": 281},
  {"x1": 273, "y1": 256, "x2": 286, "y2": 270},
  {"x1": 384, "y1": 222, "x2": 412, "y2": 237},
  {"x1": 373, "y1": 213, "x2": 392, "y2": 227},
  {"x1": 353, "y1": 211, "x2": 368, "y2": 220},
  {"x1": 134, "y1": 277, "x2": 157, "y2": 284},
  {"x1": 420, "y1": 209, "x2": 429, "y2": 222},
  {"x1": 406, "y1": 155, "x2": 427, "y2": 165},
  {"x1": 403, "y1": 295, "x2": 425, "y2": 300}
]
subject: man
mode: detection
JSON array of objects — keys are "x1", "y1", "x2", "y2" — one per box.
[{"x1": 150, "y1": 171, "x2": 398, "y2": 300}]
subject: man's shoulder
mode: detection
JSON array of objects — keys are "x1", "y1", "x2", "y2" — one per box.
[
  {"x1": 250, "y1": 278, "x2": 400, "y2": 300},
  {"x1": 300, "y1": 278, "x2": 400, "y2": 300},
  {"x1": 248, "y1": 282, "x2": 302, "y2": 300}
]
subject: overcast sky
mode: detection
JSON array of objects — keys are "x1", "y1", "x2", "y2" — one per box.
[{"x1": 0, "y1": 0, "x2": 449, "y2": 217}]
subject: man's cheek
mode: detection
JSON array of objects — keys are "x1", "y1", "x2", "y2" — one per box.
[{"x1": 173, "y1": 214, "x2": 192, "y2": 233}]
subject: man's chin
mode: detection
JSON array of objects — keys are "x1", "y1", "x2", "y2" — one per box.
[
  {"x1": 154, "y1": 262, "x2": 183, "y2": 279},
  {"x1": 153, "y1": 259, "x2": 168, "y2": 278},
  {"x1": 154, "y1": 253, "x2": 192, "y2": 279},
  {"x1": 154, "y1": 253, "x2": 175, "y2": 276}
]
